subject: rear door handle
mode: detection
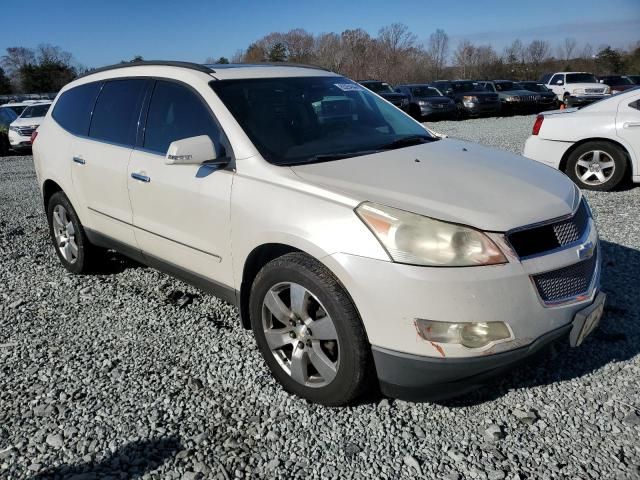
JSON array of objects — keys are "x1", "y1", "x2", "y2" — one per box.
[
  {"x1": 73, "y1": 156, "x2": 85, "y2": 165},
  {"x1": 623, "y1": 122, "x2": 640, "y2": 128},
  {"x1": 131, "y1": 172, "x2": 150, "y2": 183}
]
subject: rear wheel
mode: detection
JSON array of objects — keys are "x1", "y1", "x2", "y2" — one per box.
[
  {"x1": 47, "y1": 191, "x2": 102, "y2": 273},
  {"x1": 565, "y1": 141, "x2": 627, "y2": 191},
  {"x1": 249, "y1": 252, "x2": 371, "y2": 406}
]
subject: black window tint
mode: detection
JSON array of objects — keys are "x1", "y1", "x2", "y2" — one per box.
[
  {"x1": 144, "y1": 80, "x2": 225, "y2": 155},
  {"x1": 52, "y1": 82, "x2": 101, "y2": 135},
  {"x1": 630, "y1": 100, "x2": 640, "y2": 111},
  {"x1": 550, "y1": 74, "x2": 564, "y2": 85},
  {"x1": 89, "y1": 79, "x2": 147, "y2": 146}
]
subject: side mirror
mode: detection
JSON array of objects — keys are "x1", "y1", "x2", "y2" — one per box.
[{"x1": 165, "y1": 135, "x2": 226, "y2": 167}]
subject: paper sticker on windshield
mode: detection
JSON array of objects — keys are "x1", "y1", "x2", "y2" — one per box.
[{"x1": 334, "y1": 83, "x2": 363, "y2": 92}]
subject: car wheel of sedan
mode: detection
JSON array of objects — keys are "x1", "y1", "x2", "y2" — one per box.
[
  {"x1": 249, "y1": 252, "x2": 371, "y2": 406},
  {"x1": 47, "y1": 191, "x2": 102, "y2": 274},
  {"x1": 565, "y1": 142, "x2": 627, "y2": 191}
]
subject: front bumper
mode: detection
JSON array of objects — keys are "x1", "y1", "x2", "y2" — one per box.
[
  {"x1": 373, "y1": 321, "x2": 573, "y2": 400},
  {"x1": 523, "y1": 136, "x2": 573, "y2": 169},
  {"x1": 8, "y1": 130, "x2": 31, "y2": 149},
  {"x1": 565, "y1": 95, "x2": 608, "y2": 106},
  {"x1": 420, "y1": 104, "x2": 456, "y2": 116},
  {"x1": 463, "y1": 102, "x2": 501, "y2": 115}
]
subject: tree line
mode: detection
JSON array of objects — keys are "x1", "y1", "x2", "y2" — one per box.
[
  {"x1": 232, "y1": 25, "x2": 640, "y2": 84},
  {"x1": 1, "y1": 26, "x2": 639, "y2": 94}
]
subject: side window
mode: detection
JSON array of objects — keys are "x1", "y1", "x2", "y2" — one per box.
[
  {"x1": 89, "y1": 79, "x2": 147, "y2": 147},
  {"x1": 144, "y1": 80, "x2": 227, "y2": 156},
  {"x1": 51, "y1": 82, "x2": 101, "y2": 136},
  {"x1": 550, "y1": 74, "x2": 564, "y2": 85},
  {"x1": 629, "y1": 100, "x2": 640, "y2": 111}
]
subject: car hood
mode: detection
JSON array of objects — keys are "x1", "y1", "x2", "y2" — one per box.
[
  {"x1": 502, "y1": 89, "x2": 541, "y2": 96},
  {"x1": 290, "y1": 139, "x2": 576, "y2": 232},
  {"x1": 11, "y1": 116, "x2": 45, "y2": 127}
]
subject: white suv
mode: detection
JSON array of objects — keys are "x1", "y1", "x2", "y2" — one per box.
[
  {"x1": 8, "y1": 101, "x2": 52, "y2": 151},
  {"x1": 542, "y1": 72, "x2": 610, "y2": 107},
  {"x1": 33, "y1": 61, "x2": 605, "y2": 405}
]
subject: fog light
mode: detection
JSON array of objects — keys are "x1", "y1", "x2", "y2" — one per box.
[{"x1": 415, "y1": 319, "x2": 511, "y2": 349}]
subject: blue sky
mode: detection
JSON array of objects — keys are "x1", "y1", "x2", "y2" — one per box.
[{"x1": 4, "y1": 0, "x2": 639, "y2": 68}]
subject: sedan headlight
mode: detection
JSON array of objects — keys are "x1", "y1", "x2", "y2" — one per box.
[
  {"x1": 505, "y1": 96, "x2": 521, "y2": 102},
  {"x1": 356, "y1": 202, "x2": 507, "y2": 267},
  {"x1": 418, "y1": 100, "x2": 426, "y2": 106},
  {"x1": 463, "y1": 95, "x2": 478, "y2": 102}
]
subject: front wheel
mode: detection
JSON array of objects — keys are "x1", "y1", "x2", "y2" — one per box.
[
  {"x1": 249, "y1": 252, "x2": 371, "y2": 406},
  {"x1": 565, "y1": 141, "x2": 627, "y2": 191}
]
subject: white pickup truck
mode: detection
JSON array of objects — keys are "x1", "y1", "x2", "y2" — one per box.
[{"x1": 541, "y1": 72, "x2": 610, "y2": 107}]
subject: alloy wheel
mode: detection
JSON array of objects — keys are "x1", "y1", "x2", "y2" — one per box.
[
  {"x1": 52, "y1": 204, "x2": 78, "y2": 263},
  {"x1": 574, "y1": 150, "x2": 616, "y2": 186},
  {"x1": 262, "y1": 282, "x2": 339, "y2": 388}
]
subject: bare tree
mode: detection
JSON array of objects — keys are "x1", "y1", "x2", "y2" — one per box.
[
  {"x1": 340, "y1": 29, "x2": 374, "y2": 80},
  {"x1": 36, "y1": 44, "x2": 73, "y2": 66},
  {"x1": 427, "y1": 29, "x2": 449, "y2": 80},
  {"x1": 472, "y1": 45, "x2": 499, "y2": 79},
  {"x1": 454, "y1": 40, "x2": 475, "y2": 78},
  {"x1": 560, "y1": 37, "x2": 577, "y2": 61},
  {"x1": 377, "y1": 23, "x2": 417, "y2": 84},
  {"x1": 580, "y1": 43, "x2": 594, "y2": 59},
  {"x1": 314, "y1": 33, "x2": 345, "y2": 72},
  {"x1": 283, "y1": 29, "x2": 315, "y2": 64}
]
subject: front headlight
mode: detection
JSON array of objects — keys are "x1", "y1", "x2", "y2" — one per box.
[
  {"x1": 572, "y1": 88, "x2": 585, "y2": 94},
  {"x1": 463, "y1": 95, "x2": 478, "y2": 102},
  {"x1": 603, "y1": 86, "x2": 611, "y2": 94},
  {"x1": 418, "y1": 100, "x2": 426, "y2": 106},
  {"x1": 9, "y1": 126, "x2": 19, "y2": 132},
  {"x1": 356, "y1": 202, "x2": 507, "y2": 267},
  {"x1": 506, "y1": 96, "x2": 521, "y2": 102}
]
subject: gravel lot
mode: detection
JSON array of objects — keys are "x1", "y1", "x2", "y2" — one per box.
[{"x1": 1, "y1": 115, "x2": 639, "y2": 479}]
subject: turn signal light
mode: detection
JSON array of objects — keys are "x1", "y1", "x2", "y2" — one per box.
[
  {"x1": 532, "y1": 115, "x2": 544, "y2": 135},
  {"x1": 30, "y1": 129, "x2": 39, "y2": 144}
]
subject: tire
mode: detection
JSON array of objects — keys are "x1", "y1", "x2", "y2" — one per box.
[
  {"x1": 47, "y1": 191, "x2": 102, "y2": 273},
  {"x1": 249, "y1": 252, "x2": 371, "y2": 406},
  {"x1": 409, "y1": 104, "x2": 422, "y2": 121},
  {"x1": 565, "y1": 141, "x2": 627, "y2": 191}
]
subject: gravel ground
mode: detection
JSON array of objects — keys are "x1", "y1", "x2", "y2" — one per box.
[{"x1": 1, "y1": 116, "x2": 639, "y2": 480}]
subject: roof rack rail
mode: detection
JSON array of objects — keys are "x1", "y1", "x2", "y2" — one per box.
[
  {"x1": 77, "y1": 60, "x2": 215, "y2": 79},
  {"x1": 203, "y1": 62, "x2": 329, "y2": 72}
]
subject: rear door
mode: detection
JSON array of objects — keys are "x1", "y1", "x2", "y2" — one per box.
[
  {"x1": 616, "y1": 92, "x2": 640, "y2": 176},
  {"x1": 127, "y1": 79, "x2": 235, "y2": 289},
  {"x1": 71, "y1": 78, "x2": 149, "y2": 247}
]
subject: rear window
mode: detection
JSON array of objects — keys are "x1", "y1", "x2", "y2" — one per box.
[
  {"x1": 89, "y1": 79, "x2": 148, "y2": 147},
  {"x1": 21, "y1": 104, "x2": 50, "y2": 118},
  {"x1": 52, "y1": 82, "x2": 101, "y2": 136}
]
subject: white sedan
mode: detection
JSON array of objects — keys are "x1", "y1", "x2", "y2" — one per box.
[{"x1": 523, "y1": 87, "x2": 640, "y2": 191}]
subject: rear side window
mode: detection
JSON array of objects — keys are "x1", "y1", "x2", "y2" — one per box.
[
  {"x1": 550, "y1": 74, "x2": 564, "y2": 85},
  {"x1": 89, "y1": 79, "x2": 147, "y2": 147},
  {"x1": 52, "y1": 82, "x2": 101, "y2": 135},
  {"x1": 143, "y1": 80, "x2": 226, "y2": 155}
]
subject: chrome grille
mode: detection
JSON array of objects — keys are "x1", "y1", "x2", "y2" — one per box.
[
  {"x1": 585, "y1": 88, "x2": 604, "y2": 94},
  {"x1": 532, "y1": 250, "x2": 598, "y2": 303}
]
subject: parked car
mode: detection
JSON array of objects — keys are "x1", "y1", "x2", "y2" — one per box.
[
  {"x1": 540, "y1": 72, "x2": 610, "y2": 107},
  {"x1": 0, "y1": 101, "x2": 34, "y2": 116},
  {"x1": 8, "y1": 101, "x2": 52, "y2": 152},
  {"x1": 358, "y1": 80, "x2": 409, "y2": 111},
  {"x1": 524, "y1": 88, "x2": 640, "y2": 191},
  {"x1": 34, "y1": 61, "x2": 604, "y2": 405},
  {"x1": 598, "y1": 75, "x2": 637, "y2": 94},
  {"x1": 431, "y1": 80, "x2": 501, "y2": 117},
  {"x1": 394, "y1": 84, "x2": 456, "y2": 119},
  {"x1": 516, "y1": 81, "x2": 559, "y2": 110},
  {"x1": 0, "y1": 105, "x2": 18, "y2": 156},
  {"x1": 480, "y1": 80, "x2": 541, "y2": 113}
]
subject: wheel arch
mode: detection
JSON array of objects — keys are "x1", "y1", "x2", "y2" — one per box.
[
  {"x1": 42, "y1": 179, "x2": 63, "y2": 210},
  {"x1": 559, "y1": 137, "x2": 633, "y2": 178}
]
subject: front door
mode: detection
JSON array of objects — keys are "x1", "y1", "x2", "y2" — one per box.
[
  {"x1": 127, "y1": 80, "x2": 235, "y2": 289},
  {"x1": 616, "y1": 91, "x2": 640, "y2": 178}
]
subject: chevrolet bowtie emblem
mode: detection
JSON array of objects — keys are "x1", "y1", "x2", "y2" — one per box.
[{"x1": 577, "y1": 241, "x2": 595, "y2": 260}]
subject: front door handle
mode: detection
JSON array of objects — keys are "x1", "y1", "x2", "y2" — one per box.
[
  {"x1": 73, "y1": 156, "x2": 85, "y2": 165},
  {"x1": 623, "y1": 122, "x2": 640, "y2": 128},
  {"x1": 131, "y1": 172, "x2": 150, "y2": 183}
]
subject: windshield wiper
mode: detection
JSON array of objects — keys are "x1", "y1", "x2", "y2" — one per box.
[
  {"x1": 377, "y1": 135, "x2": 437, "y2": 150},
  {"x1": 285, "y1": 150, "x2": 383, "y2": 166}
]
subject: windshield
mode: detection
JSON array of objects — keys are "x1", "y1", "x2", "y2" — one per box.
[
  {"x1": 411, "y1": 86, "x2": 441, "y2": 97},
  {"x1": 605, "y1": 76, "x2": 633, "y2": 85},
  {"x1": 628, "y1": 76, "x2": 640, "y2": 85},
  {"x1": 362, "y1": 82, "x2": 394, "y2": 94},
  {"x1": 211, "y1": 76, "x2": 434, "y2": 166},
  {"x1": 452, "y1": 82, "x2": 487, "y2": 93},
  {"x1": 5, "y1": 105, "x2": 27, "y2": 115},
  {"x1": 566, "y1": 73, "x2": 598, "y2": 84},
  {"x1": 21, "y1": 104, "x2": 50, "y2": 118},
  {"x1": 494, "y1": 82, "x2": 519, "y2": 91}
]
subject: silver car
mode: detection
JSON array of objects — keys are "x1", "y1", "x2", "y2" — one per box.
[{"x1": 33, "y1": 61, "x2": 604, "y2": 405}]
